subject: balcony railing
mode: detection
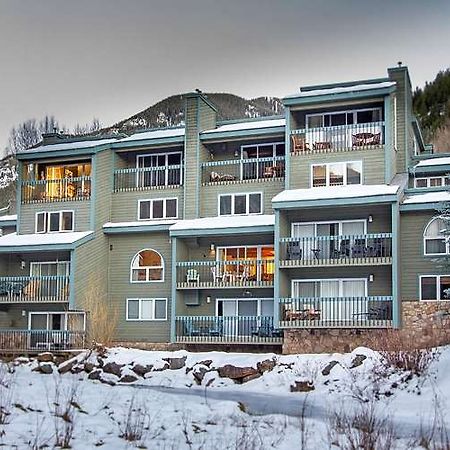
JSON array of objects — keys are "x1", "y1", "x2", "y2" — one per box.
[
  {"x1": 279, "y1": 296, "x2": 393, "y2": 328},
  {"x1": 175, "y1": 315, "x2": 282, "y2": 343},
  {"x1": 114, "y1": 165, "x2": 183, "y2": 192},
  {"x1": 0, "y1": 276, "x2": 70, "y2": 303},
  {"x1": 279, "y1": 233, "x2": 392, "y2": 267},
  {"x1": 201, "y1": 156, "x2": 285, "y2": 185},
  {"x1": 0, "y1": 330, "x2": 85, "y2": 352},
  {"x1": 21, "y1": 177, "x2": 91, "y2": 203},
  {"x1": 176, "y1": 260, "x2": 275, "y2": 289},
  {"x1": 291, "y1": 121, "x2": 385, "y2": 155}
]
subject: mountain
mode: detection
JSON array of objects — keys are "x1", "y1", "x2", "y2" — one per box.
[
  {"x1": 0, "y1": 155, "x2": 17, "y2": 213},
  {"x1": 106, "y1": 93, "x2": 283, "y2": 133}
]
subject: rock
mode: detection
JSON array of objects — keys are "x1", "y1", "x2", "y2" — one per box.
[
  {"x1": 37, "y1": 352, "x2": 54, "y2": 363},
  {"x1": 58, "y1": 359, "x2": 77, "y2": 374},
  {"x1": 241, "y1": 373, "x2": 261, "y2": 383},
  {"x1": 100, "y1": 377, "x2": 116, "y2": 386},
  {"x1": 290, "y1": 381, "x2": 315, "y2": 392},
  {"x1": 350, "y1": 354, "x2": 367, "y2": 369},
  {"x1": 152, "y1": 362, "x2": 170, "y2": 372},
  {"x1": 119, "y1": 374, "x2": 138, "y2": 383},
  {"x1": 84, "y1": 362, "x2": 95, "y2": 373},
  {"x1": 198, "y1": 360, "x2": 212, "y2": 367},
  {"x1": 163, "y1": 357, "x2": 186, "y2": 370},
  {"x1": 257, "y1": 359, "x2": 276, "y2": 374},
  {"x1": 88, "y1": 370, "x2": 101, "y2": 380},
  {"x1": 192, "y1": 367, "x2": 209, "y2": 385},
  {"x1": 39, "y1": 363, "x2": 53, "y2": 374},
  {"x1": 132, "y1": 364, "x2": 153, "y2": 377},
  {"x1": 102, "y1": 362, "x2": 124, "y2": 377},
  {"x1": 71, "y1": 366, "x2": 85, "y2": 374},
  {"x1": 321, "y1": 361, "x2": 339, "y2": 376},
  {"x1": 217, "y1": 365, "x2": 258, "y2": 380}
]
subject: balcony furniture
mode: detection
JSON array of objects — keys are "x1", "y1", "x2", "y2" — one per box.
[
  {"x1": 209, "y1": 171, "x2": 236, "y2": 183},
  {"x1": 352, "y1": 239, "x2": 367, "y2": 258},
  {"x1": 287, "y1": 242, "x2": 302, "y2": 260},
  {"x1": 211, "y1": 267, "x2": 226, "y2": 283},
  {"x1": 251, "y1": 317, "x2": 282, "y2": 338},
  {"x1": 331, "y1": 239, "x2": 351, "y2": 259},
  {"x1": 284, "y1": 304, "x2": 321, "y2": 321},
  {"x1": 237, "y1": 266, "x2": 250, "y2": 283},
  {"x1": 352, "y1": 132, "x2": 381, "y2": 147},
  {"x1": 0, "y1": 280, "x2": 29, "y2": 296},
  {"x1": 291, "y1": 134, "x2": 309, "y2": 155},
  {"x1": 313, "y1": 141, "x2": 332, "y2": 150},
  {"x1": 186, "y1": 269, "x2": 200, "y2": 284},
  {"x1": 184, "y1": 320, "x2": 201, "y2": 337},
  {"x1": 311, "y1": 248, "x2": 321, "y2": 260}
]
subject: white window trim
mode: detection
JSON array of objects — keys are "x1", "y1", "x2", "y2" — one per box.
[
  {"x1": 29, "y1": 261, "x2": 70, "y2": 277},
  {"x1": 291, "y1": 278, "x2": 368, "y2": 298},
  {"x1": 130, "y1": 248, "x2": 165, "y2": 283},
  {"x1": 215, "y1": 297, "x2": 274, "y2": 317},
  {"x1": 218, "y1": 192, "x2": 263, "y2": 216},
  {"x1": 414, "y1": 176, "x2": 450, "y2": 189},
  {"x1": 419, "y1": 275, "x2": 450, "y2": 301},
  {"x1": 291, "y1": 219, "x2": 367, "y2": 237},
  {"x1": 28, "y1": 311, "x2": 86, "y2": 331},
  {"x1": 306, "y1": 107, "x2": 383, "y2": 129},
  {"x1": 310, "y1": 161, "x2": 363, "y2": 188},
  {"x1": 423, "y1": 216, "x2": 450, "y2": 256},
  {"x1": 136, "y1": 152, "x2": 182, "y2": 187},
  {"x1": 126, "y1": 298, "x2": 168, "y2": 321},
  {"x1": 35, "y1": 210, "x2": 74, "y2": 234},
  {"x1": 240, "y1": 142, "x2": 285, "y2": 159},
  {"x1": 137, "y1": 197, "x2": 178, "y2": 221}
]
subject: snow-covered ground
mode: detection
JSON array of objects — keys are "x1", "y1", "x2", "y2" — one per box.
[{"x1": 0, "y1": 346, "x2": 449, "y2": 449}]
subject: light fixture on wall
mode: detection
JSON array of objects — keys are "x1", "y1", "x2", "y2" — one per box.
[
  {"x1": 206, "y1": 295, "x2": 211, "y2": 304},
  {"x1": 369, "y1": 274, "x2": 374, "y2": 282},
  {"x1": 20, "y1": 260, "x2": 26, "y2": 270},
  {"x1": 21, "y1": 310, "x2": 26, "y2": 317},
  {"x1": 234, "y1": 149, "x2": 239, "y2": 157},
  {"x1": 368, "y1": 215, "x2": 373, "y2": 223},
  {"x1": 209, "y1": 243, "x2": 216, "y2": 256}
]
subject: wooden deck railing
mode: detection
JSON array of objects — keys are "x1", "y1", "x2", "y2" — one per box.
[
  {"x1": 114, "y1": 165, "x2": 183, "y2": 191},
  {"x1": 21, "y1": 177, "x2": 91, "y2": 203}
]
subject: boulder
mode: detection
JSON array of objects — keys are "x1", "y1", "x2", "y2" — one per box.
[
  {"x1": 152, "y1": 362, "x2": 170, "y2": 372},
  {"x1": 88, "y1": 370, "x2": 101, "y2": 380},
  {"x1": 241, "y1": 373, "x2": 261, "y2": 383},
  {"x1": 58, "y1": 359, "x2": 77, "y2": 374},
  {"x1": 71, "y1": 366, "x2": 85, "y2": 374},
  {"x1": 198, "y1": 360, "x2": 212, "y2": 368},
  {"x1": 102, "y1": 362, "x2": 124, "y2": 377},
  {"x1": 99, "y1": 376, "x2": 116, "y2": 386},
  {"x1": 321, "y1": 360, "x2": 339, "y2": 376},
  {"x1": 290, "y1": 381, "x2": 315, "y2": 392},
  {"x1": 39, "y1": 363, "x2": 53, "y2": 375},
  {"x1": 257, "y1": 359, "x2": 276, "y2": 374},
  {"x1": 119, "y1": 374, "x2": 138, "y2": 383},
  {"x1": 350, "y1": 354, "x2": 367, "y2": 369},
  {"x1": 132, "y1": 364, "x2": 153, "y2": 377},
  {"x1": 37, "y1": 352, "x2": 54, "y2": 363},
  {"x1": 192, "y1": 367, "x2": 209, "y2": 385},
  {"x1": 163, "y1": 357, "x2": 186, "y2": 370},
  {"x1": 84, "y1": 362, "x2": 95, "y2": 373},
  {"x1": 217, "y1": 365, "x2": 258, "y2": 380}
]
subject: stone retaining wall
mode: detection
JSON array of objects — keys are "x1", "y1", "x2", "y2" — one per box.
[{"x1": 282, "y1": 301, "x2": 450, "y2": 354}]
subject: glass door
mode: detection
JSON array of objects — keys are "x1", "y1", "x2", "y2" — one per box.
[{"x1": 30, "y1": 262, "x2": 69, "y2": 299}]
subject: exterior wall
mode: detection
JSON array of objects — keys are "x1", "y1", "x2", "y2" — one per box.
[
  {"x1": 19, "y1": 201, "x2": 90, "y2": 234},
  {"x1": 108, "y1": 232, "x2": 172, "y2": 342},
  {"x1": 0, "y1": 251, "x2": 70, "y2": 277},
  {"x1": 111, "y1": 187, "x2": 184, "y2": 222},
  {"x1": 0, "y1": 303, "x2": 67, "y2": 329}
]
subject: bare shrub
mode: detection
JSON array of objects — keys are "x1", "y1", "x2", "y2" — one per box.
[
  {"x1": 25, "y1": 416, "x2": 51, "y2": 450},
  {"x1": 82, "y1": 274, "x2": 118, "y2": 347},
  {"x1": 297, "y1": 396, "x2": 311, "y2": 450},
  {"x1": 0, "y1": 362, "x2": 15, "y2": 425},
  {"x1": 118, "y1": 395, "x2": 149, "y2": 445}
]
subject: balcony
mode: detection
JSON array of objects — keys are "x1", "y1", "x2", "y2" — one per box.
[
  {"x1": 279, "y1": 233, "x2": 392, "y2": 267},
  {"x1": 290, "y1": 121, "x2": 385, "y2": 155},
  {"x1": 201, "y1": 156, "x2": 285, "y2": 185},
  {"x1": 176, "y1": 259, "x2": 275, "y2": 289},
  {"x1": 113, "y1": 165, "x2": 183, "y2": 192},
  {"x1": 21, "y1": 177, "x2": 91, "y2": 204},
  {"x1": 175, "y1": 315, "x2": 282, "y2": 343},
  {"x1": 0, "y1": 330, "x2": 85, "y2": 352},
  {"x1": 0, "y1": 276, "x2": 70, "y2": 303},
  {"x1": 279, "y1": 296, "x2": 393, "y2": 328}
]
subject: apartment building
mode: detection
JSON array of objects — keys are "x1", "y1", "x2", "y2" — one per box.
[{"x1": 0, "y1": 64, "x2": 449, "y2": 353}]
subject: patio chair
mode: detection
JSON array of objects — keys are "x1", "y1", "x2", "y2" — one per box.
[
  {"x1": 290, "y1": 134, "x2": 308, "y2": 154},
  {"x1": 186, "y1": 269, "x2": 200, "y2": 284},
  {"x1": 207, "y1": 318, "x2": 223, "y2": 337},
  {"x1": 237, "y1": 266, "x2": 250, "y2": 283},
  {"x1": 352, "y1": 132, "x2": 381, "y2": 147},
  {"x1": 184, "y1": 320, "x2": 201, "y2": 337},
  {"x1": 313, "y1": 141, "x2": 332, "y2": 150},
  {"x1": 352, "y1": 238, "x2": 367, "y2": 258},
  {"x1": 332, "y1": 239, "x2": 350, "y2": 259},
  {"x1": 210, "y1": 266, "x2": 225, "y2": 283},
  {"x1": 287, "y1": 241, "x2": 302, "y2": 260}
]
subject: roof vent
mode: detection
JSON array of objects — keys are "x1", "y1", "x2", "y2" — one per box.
[{"x1": 397, "y1": 61, "x2": 403, "y2": 67}]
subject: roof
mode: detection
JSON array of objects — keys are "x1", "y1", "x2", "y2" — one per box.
[
  {"x1": 415, "y1": 157, "x2": 450, "y2": 168},
  {"x1": 0, "y1": 214, "x2": 17, "y2": 223},
  {"x1": 19, "y1": 138, "x2": 118, "y2": 155},
  {"x1": 201, "y1": 118, "x2": 285, "y2": 135},
  {"x1": 0, "y1": 231, "x2": 93, "y2": 251},
  {"x1": 285, "y1": 81, "x2": 396, "y2": 99},
  {"x1": 402, "y1": 191, "x2": 450, "y2": 205},
  {"x1": 104, "y1": 220, "x2": 177, "y2": 228},
  {"x1": 103, "y1": 220, "x2": 177, "y2": 234},
  {"x1": 117, "y1": 128, "x2": 185, "y2": 143},
  {"x1": 273, "y1": 184, "x2": 400, "y2": 204}
]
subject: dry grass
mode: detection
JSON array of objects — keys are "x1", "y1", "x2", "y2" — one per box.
[{"x1": 81, "y1": 274, "x2": 118, "y2": 347}]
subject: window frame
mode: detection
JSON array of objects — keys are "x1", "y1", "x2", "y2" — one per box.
[
  {"x1": 137, "y1": 197, "x2": 178, "y2": 221},
  {"x1": 306, "y1": 107, "x2": 383, "y2": 129},
  {"x1": 136, "y1": 152, "x2": 182, "y2": 187},
  {"x1": 291, "y1": 277, "x2": 368, "y2": 298},
  {"x1": 291, "y1": 219, "x2": 367, "y2": 237},
  {"x1": 414, "y1": 176, "x2": 450, "y2": 189},
  {"x1": 35, "y1": 210, "x2": 74, "y2": 234},
  {"x1": 423, "y1": 216, "x2": 450, "y2": 256},
  {"x1": 130, "y1": 248, "x2": 165, "y2": 283},
  {"x1": 218, "y1": 192, "x2": 263, "y2": 216},
  {"x1": 419, "y1": 275, "x2": 450, "y2": 301},
  {"x1": 310, "y1": 161, "x2": 363, "y2": 188},
  {"x1": 126, "y1": 298, "x2": 168, "y2": 321}
]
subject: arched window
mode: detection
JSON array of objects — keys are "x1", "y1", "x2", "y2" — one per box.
[
  {"x1": 424, "y1": 217, "x2": 450, "y2": 255},
  {"x1": 130, "y1": 249, "x2": 164, "y2": 282}
]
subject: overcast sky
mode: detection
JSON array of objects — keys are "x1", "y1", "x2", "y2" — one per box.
[{"x1": 0, "y1": 0, "x2": 449, "y2": 155}]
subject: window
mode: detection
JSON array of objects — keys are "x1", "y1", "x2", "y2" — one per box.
[
  {"x1": 36, "y1": 211, "x2": 74, "y2": 233},
  {"x1": 138, "y1": 198, "x2": 178, "y2": 220},
  {"x1": 240, "y1": 142, "x2": 285, "y2": 180},
  {"x1": 292, "y1": 278, "x2": 367, "y2": 298},
  {"x1": 126, "y1": 298, "x2": 167, "y2": 320},
  {"x1": 414, "y1": 177, "x2": 450, "y2": 189},
  {"x1": 137, "y1": 152, "x2": 182, "y2": 187},
  {"x1": 218, "y1": 192, "x2": 262, "y2": 216},
  {"x1": 420, "y1": 275, "x2": 450, "y2": 301},
  {"x1": 306, "y1": 107, "x2": 382, "y2": 128},
  {"x1": 130, "y1": 249, "x2": 164, "y2": 282},
  {"x1": 311, "y1": 161, "x2": 362, "y2": 187},
  {"x1": 423, "y1": 217, "x2": 450, "y2": 255}
]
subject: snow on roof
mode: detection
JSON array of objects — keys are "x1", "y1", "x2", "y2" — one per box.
[
  {"x1": 415, "y1": 157, "x2": 450, "y2": 167},
  {"x1": 0, "y1": 214, "x2": 17, "y2": 223},
  {"x1": 273, "y1": 184, "x2": 399, "y2": 203},
  {"x1": 170, "y1": 215, "x2": 275, "y2": 232},
  {"x1": 20, "y1": 138, "x2": 118, "y2": 154},
  {"x1": 402, "y1": 191, "x2": 450, "y2": 205},
  {"x1": 285, "y1": 81, "x2": 396, "y2": 99},
  {"x1": 0, "y1": 231, "x2": 93, "y2": 247},
  {"x1": 202, "y1": 118, "x2": 285, "y2": 135},
  {"x1": 103, "y1": 220, "x2": 177, "y2": 228},
  {"x1": 118, "y1": 128, "x2": 185, "y2": 143}
]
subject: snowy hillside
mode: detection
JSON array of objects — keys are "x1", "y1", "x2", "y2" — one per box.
[{"x1": 1, "y1": 346, "x2": 449, "y2": 449}]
